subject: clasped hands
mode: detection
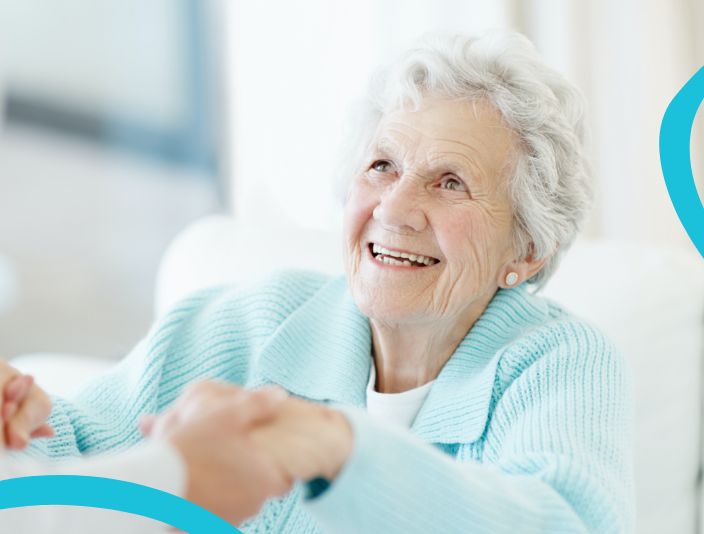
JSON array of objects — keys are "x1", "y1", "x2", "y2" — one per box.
[{"x1": 0, "y1": 360, "x2": 353, "y2": 526}]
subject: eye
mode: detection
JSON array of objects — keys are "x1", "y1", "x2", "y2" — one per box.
[
  {"x1": 370, "y1": 159, "x2": 394, "y2": 173},
  {"x1": 439, "y1": 175, "x2": 468, "y2": 193}
]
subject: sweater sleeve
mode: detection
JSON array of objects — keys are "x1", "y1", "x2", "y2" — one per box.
[
  {"x1": 302, "y1": 334, "x2": 634, "y2": 534},
  {"x1": 26, "y1": 270, "x2": 329, "y2": 460},
  {"x1": 24, "y1": 336, "x2": 161, "y2": 459},
  {"x1": 25, "y1": 285, "x2": 253, "y2": 460}
]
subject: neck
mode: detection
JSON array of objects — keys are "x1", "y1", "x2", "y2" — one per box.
[{"x1": 370, "y1": 292, "x2": 494, "y2": 393}]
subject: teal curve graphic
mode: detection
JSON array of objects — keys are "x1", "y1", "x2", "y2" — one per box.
[
  {"x1": 660, "y1": 65, "x2": 704, "y2": 257},
  {"x1": 0, "y1": 475, "x2": 242, "y2": 533}
]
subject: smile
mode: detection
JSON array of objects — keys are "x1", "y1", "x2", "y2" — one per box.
[{"x1": 368, "y1": 243, "x2": 440, "y2": 267}]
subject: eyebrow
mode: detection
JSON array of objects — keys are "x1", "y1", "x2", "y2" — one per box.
[
  {"x1": 369, "y1": 137, "x2": 403, "y2": 157},
  {"x1": 369, "y1": 137, "x2": 486, "y2": 185},
  {"x1": 427, "y1": 152, "x2": 483, "y2": 181}
]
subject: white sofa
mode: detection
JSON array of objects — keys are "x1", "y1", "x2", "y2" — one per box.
[{"x1": 12, "y1": 214, "x2": 704, "y2": 534}]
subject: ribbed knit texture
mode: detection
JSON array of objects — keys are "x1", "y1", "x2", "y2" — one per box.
[{"x1": 26, "y1": 269, "x2": 634, "y2": 533}]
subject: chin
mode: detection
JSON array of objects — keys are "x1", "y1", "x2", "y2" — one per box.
[{"x1": 350, "y1": 283, "x2": 422, "y2": 324}]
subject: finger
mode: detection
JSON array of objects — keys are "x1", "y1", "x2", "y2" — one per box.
[
  {"x1": 2, "y1": 401, "x2": 17, "y2": 421},
  {"x1": 7, "y1": 387, "x2": 52, "y2": 447},
  {"x1": 139, "y1": 414, "x2": 157, "y2": 437},
  {"x1": 29, "y1": 423, "x2": 54, "y2": 439},
  {"x1": 182, "y1": 380, "x2": 240, "y2": 400},
  {"x1": 0, "y1": 364, "x2": 20, "y2": 392},
  {"x1": 147, "y1": 409, "x2": 182, "y2": 440},
  {"x1": 231, "y1": 387, "x2": 288, "y2": 428},
  {"x1": 0, "y1": 375, "x2": 34, "y2": 430},
  {"x1": 5, "y1": 425, "x2": 29, "y2": 450},
  {"x1": 176, "y1": 382, "x2": 247, "y2": 421},
  {"x1": 181, "y1": 381, "x2": 246, "y2": 409},
  {"x1": 3, "y1": 376, "x2": 34, "y2": 424},
  {"x1": 226, "y1": 385, "x2": 287, "y2": 410},
  {"x1": 257, "y1": 385, "x2": 289, "y2": 400},
  {"x1": 8, "y1": 417, "x2": 51, "y2": 449},
  {"x1": 4, "y1": 375, "x2": 33, "y2": 402}
]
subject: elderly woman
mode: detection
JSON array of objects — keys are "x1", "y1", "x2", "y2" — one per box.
[{"x1": 3, "y1": 31, "x2": 633, "y2": 533}]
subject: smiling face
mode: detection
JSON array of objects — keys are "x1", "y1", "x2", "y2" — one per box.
[{"x1": 343, "y1": 97, "x2": 521, "y2": 327}]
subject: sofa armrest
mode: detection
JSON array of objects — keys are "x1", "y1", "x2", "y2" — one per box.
[{"x1": 154, "y1": 214, "x2": 343, "y2": 317}]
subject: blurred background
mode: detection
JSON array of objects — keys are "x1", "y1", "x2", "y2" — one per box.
[{"x1": 0, "y1": 0, "x2": 701, "y2": 358}]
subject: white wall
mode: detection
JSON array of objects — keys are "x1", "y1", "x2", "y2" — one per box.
[
  {"x1": 223, "y1": 0, "x2": 514, "y2": 232},
  {"x1": 522, "y1": 0, "x2": 703, "y2": 251}
]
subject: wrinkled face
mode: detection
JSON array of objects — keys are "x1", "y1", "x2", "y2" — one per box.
[{"x1": 343, "y1": 97, "x2": 519, "y2": 326}]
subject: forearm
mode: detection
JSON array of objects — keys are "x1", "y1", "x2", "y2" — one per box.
[
  {"x1": 303, "y1": 408, "x2": 624, "y2": 534},
  {"x1": 26, "y1": 387, "x2": 149, "y2": 459},
  {"x1": 25, "y1": 339, "x2": 166, "y2": 460}
]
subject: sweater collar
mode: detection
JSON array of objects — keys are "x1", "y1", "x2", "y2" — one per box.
[
  {"x1": 249, "y1": 276, "x2": 372, "y2": 407},
  {"x1": 250, "y1": 275, "x2": 548, "y2": 444}
]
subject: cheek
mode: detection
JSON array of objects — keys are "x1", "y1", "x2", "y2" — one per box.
[
  {"x1": 343, "y1": 183, "x2": 378, "y2": 245},
  {"x1": 436, "y1": 212, "x2": 504, "y2": 278}
]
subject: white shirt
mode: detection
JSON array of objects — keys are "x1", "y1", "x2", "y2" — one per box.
[
  {"x1": 365, "y1": 363, "x2": 436, "y2": 428},
  {"x1": 0, "y1": 441, "x2": 185, "y2": 534}
]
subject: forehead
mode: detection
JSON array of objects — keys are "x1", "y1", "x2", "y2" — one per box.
[{"x1": 372, "y1": 97, "x2": 518, "y2": 179}]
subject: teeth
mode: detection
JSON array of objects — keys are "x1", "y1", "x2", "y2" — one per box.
[
  {"x1": 377, "y1": 255, "x2": 405, "y2": 266},
  {"x1": 371, "y1": 243, "x2": 438, "y2": 266},
  {"x1": 382, "y1": 247, "x2": 403, "y2": 259}
]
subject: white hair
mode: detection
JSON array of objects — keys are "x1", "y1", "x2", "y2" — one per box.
[{"x1": 337, "y1": 31, "x2": 592, "y2": 288}]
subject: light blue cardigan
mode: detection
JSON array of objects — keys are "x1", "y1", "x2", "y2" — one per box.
[{"x1": 30, "y1": 270, "x2": 634, "y2": 533}]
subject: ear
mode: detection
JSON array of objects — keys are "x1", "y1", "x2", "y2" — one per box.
[{"x1": 497, "y1": 251, "x2": 549, "y2": 289}]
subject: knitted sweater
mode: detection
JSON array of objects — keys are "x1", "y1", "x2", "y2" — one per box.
[{"x1": 29, "y1": 270, "x2": 634, "y2": 533}]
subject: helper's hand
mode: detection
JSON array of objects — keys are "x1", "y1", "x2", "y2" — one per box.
[
  {"x1": 0, "y1": 360, "x2": 53, "y2": 449},
  {"x1": 248, "y1": 396, "x2": 354, "y2": 482},
  {"x1": 140, "y1": 381, "x2": 292, "y2": 526}
]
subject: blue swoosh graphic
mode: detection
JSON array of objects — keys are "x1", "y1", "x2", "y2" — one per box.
[
  {"x1": 660, "y1": 66, "x2": 704, "y2": 257},
  {"x1": 0, "y1": 475, "x2": 242, "y2": 533}
]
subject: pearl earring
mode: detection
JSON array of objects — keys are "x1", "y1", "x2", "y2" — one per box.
[{"x1": 505, "y1": 272, "x2": 519, "y2": 286}]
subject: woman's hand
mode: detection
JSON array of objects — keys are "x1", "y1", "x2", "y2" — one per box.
[
  {"x1": 0, "y1": 360, "x2": 54, "y2": 449},
  {"x1": 249, "y1": 395, "x2": 354, "y2": 482}
]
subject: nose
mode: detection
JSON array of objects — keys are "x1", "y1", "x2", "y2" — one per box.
[{"x1": 372, "y1": 176, "x2": 428, "y2": 233}]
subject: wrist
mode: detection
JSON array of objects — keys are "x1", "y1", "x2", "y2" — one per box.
[{"x1": 317, "y1": 408, "x2": 353, "y2": 480}]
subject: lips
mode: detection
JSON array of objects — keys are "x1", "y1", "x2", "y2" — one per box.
[{"x1": 368, "y1": 242, "x2": 440, "y2": 267}]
